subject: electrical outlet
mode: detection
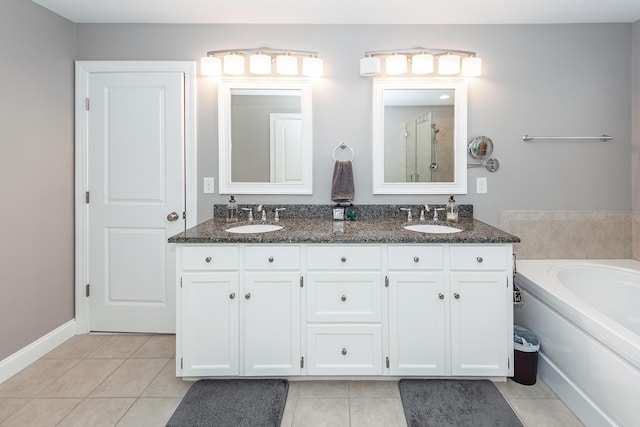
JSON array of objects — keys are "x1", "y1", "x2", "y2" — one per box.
[
  {"x1": 476, "y1": 177, "x2": 488, "y2": 194},
  {"x1": 203, "y1": 177, "x2": 215, "y2": 194}
]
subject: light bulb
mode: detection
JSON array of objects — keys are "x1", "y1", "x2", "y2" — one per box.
[
  {"x1": 461, "y1": 57, "x2": 482, "y2": 77},
  {"x1": 249, "y1": 53, "x2": 271, "y2": 74},
  {"x1": 276, "y1": 55, "x2": 298, "y2": 75},
  {"x1": 385, "y1": 54, "x2": 408, "y2": 75},
  {"x1": 411, "y1": 53, "x2": 434, "y2": 74},
  {"x1": 223, "y1": 54, "x2": 245, "y2": 75},
  {"x1": 438, "y1": 54, "x2": 461, "y2": 75},
  {"x1": 360, "y1": 56, "x2": 381, "y2": 76}
]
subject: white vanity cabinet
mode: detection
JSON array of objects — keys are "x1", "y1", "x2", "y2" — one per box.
[
  {"x1": 305, "y1": 246, "x2": 383, "y2": 375},
  {"x1": 176, "y1": 242, "x2": 514, "y2": 379}
]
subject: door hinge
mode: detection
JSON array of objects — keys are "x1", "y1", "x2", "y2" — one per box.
[
  {"x1": 300, "y1": 276, "x2": 304, "y2": 288},
  {"x1": 85, "y1": 98, "x2": 90, "y2": 111},
  {"x1": 85, "y1": 191, "x2": 90, "y2": 204},
  {"x1": 181, "y1": 357, "x2": 183, "y2": 369},
  {"x1": 386, "y1": 356, "x2": 390, "y2": 368},
  {"x1": 385, "y1": 276, "x2": 389, "y2": 287},
  {"x1": 85, "y1": 284, "x2": 90, "y2": 297},
  {"x1": 180, "y1": 277, "x2": 183, "y2": 288},
  {"x1": 508, "y1": 357, "x2": 510, "y2": 369},
  {"x1": 300, "y1": 356, "x2": 304, "y2": 368},
  {"x1": 506, "y1": 277, "x2": 509, "y2": 287},
  {"x1": 182, "y1": 211, "x2": 186, "y2": 220}
]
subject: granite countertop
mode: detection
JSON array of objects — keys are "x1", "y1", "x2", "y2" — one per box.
[{"x1": 168, "y1": 216, "x2": 520, "y2": 245}]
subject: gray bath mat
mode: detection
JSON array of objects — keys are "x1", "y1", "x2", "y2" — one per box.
[
  {"x1": 166, "y1": 379, "x2": 288, "y2": 427},
  {"x1": 399, "y1": 379, "x2": 523, "y2": 427}
]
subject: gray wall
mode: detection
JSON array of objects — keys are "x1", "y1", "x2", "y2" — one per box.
[
  {"x1": 633, "y1": 21, "x2": 640, "y2": 212},
  {"x1": 76, "y1": 24, "x2": 633, "y2": 226},
  {"x1": 0, "y1": 0, "x2": 75, "y2": 360}
]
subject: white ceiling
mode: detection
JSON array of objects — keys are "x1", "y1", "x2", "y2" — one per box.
[{"x1": 32, "y1": 0, "x2": 640, "y2": 24}]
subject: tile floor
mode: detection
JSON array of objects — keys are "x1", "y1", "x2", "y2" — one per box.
[{"x1": 0, "y1": 334, "x2": 584, "y2": 426}]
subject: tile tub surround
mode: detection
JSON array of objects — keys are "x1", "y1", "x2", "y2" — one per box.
[
  {"x1": 170, "y1": 204, "x2": 518, "y2": 244},
  {"x1": 499, "y1": 210, "x2": 631, "y2": 259}
]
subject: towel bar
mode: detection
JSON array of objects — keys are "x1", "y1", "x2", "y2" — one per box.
[{"x1": 522, "y1": 135, "x2": 614, "y2": 142}]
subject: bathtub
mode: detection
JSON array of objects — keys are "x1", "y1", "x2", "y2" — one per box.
[{"x1": 515, "y1": 259, "x2": 640, "y2": 427}]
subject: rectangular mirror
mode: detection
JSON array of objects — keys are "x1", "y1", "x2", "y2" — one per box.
[
  {"x1": 219, "y1": 79, "x2": 313, "y2": 194},
  {"x1": 372, "y1": 78, "x2": 467, "y2": 194}
]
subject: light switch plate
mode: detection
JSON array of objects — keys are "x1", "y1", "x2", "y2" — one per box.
[
  {"x1": 476, "y1": 177, "x2": 488, "y2": 194},
  {"x1": 203, "y1": 177, "x2": 215, "y2": 194}
]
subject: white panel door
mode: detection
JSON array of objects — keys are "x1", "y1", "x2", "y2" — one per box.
[
  {"x1": 270, "y1": 114, "x2": 302, "y2": 183},
  {"x1": 88, "y1": 72, "x2": 185, "y2": 332}
]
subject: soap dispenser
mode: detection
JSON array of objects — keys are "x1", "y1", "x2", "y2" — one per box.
[
  {"x1": 446, "y1": 195, "x2": 459, "y2": 223},
  {"x1": 226, "y1": 196, "x2": 238, "y2": 223}
]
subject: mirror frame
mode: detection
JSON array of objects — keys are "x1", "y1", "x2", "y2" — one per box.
[
  {"x1": 372, "y1": 78, "x2": 468, "y2": 194},
  {"x1": 218, "y1": 78, "x2": 313, "y2": 194}
]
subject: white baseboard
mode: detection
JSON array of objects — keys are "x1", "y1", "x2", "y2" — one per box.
[{"x1": 0, "y1": 320, "x2": 76, "y2": 384}]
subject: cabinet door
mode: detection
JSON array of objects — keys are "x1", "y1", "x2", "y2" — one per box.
[
  {"x1": 244, "y1": 272, "x2": 301, "y2": 376},
  {"x1": 388, "y1": 272, "x2": 446, "y2": 376},
  {"x1": 450, "y1": 272, "x2": 508, "y2": 376},
  {"x1": 181, "y1": 273, "x2": 239, "y2": 376}
]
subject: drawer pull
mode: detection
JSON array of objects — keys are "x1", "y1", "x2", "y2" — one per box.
[
  {"x1": 245, "y1": 293, "x2": 251, "y2": 300},
  {"x1": 476, "y1": 256, "x2": 483, "y2": 263},
  {"x1": 454, "y1": 292, "x2": 460, "y2": 299},
  {"x1": 341, "y1": 348, "x2": 347, "y2": 356},
  {"x1": 268, "y1": 256, "x2": 274, "y2": 263},
  {"x1": 341, "y1": 295, "x2": 347, "y2": 302},
  {"x1": 438, "y1": 293, "x2": 444, "y2": 300},
  {"x1": 205, "y1": 256, "x2": 212, "y2": 263},
  {"x1": 341, "y1": 256, "x2": 347, "y2": 263},
  {"x1": 229, "y1": 293, "x2": 236, "y2": 300},
  {"x1": 413, "y1": 256, "x2": 420, "y2": 263}
]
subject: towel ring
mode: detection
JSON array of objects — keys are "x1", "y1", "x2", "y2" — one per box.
[{"x1": 333, "y1": 143, "x2": 355, "y2": 162}]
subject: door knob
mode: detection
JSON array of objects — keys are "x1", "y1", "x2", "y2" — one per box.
[
  {"x1": 229, "y1": 293, "x2": 236, "y2": 300},
  {"x1": 438, "y1": 293, "x2": 444, "y2": 300},
  {"x1": 167, "y1": 212, "x2": 180, "y2": 221},
  {"x1": 245, "y1": 293, "x2": 251, "y2": 300},
  {"x1": 454, "y1": 293, "x2": 460, "y2": 299}
]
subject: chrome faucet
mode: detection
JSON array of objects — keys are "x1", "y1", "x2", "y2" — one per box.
[
  {"x1": 400, "y1": 207, "x2": 413, "y2": 222},
  {"x1": 420, "y1": 205, "x2": 430, "y2": 221},
  {"x1": 433, "y1": 207, "x2": 445, "y2": 221},
  {"x1": 257, "y1": 205, "x2": 267, "y2": 221},
  {"x1": 274, "y1": 207, "x2": 286, "y2": 222}
]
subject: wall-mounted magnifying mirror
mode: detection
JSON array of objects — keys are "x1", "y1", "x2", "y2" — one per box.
[
  {"x1": 467, "y1": 136, "x2": 500, "y2": 172},
  {"x1": 372, "y1": 78, "x2": 468, "y2": 194},
  {"x1": 218, "y1": 79, "x2": 313, "y2": 194}
]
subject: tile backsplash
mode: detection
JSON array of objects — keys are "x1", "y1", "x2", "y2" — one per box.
[{"x1": 499, "y1": 210, "x2": 632, "y2": 259}]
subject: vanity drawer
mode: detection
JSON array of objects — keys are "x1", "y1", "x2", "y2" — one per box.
[
  {"x1": 244, "y1": 246, "x2": 300, "y2": 270},
  {"x1": 449, "y1": 245, "x2": 507, "y2": 271},
  {"x1": 388, "y1": 245, "x2": 444, "y2": 270},
  {"x1": 307, "y1": 246, "x2": 381, "y2": 270},
  {"x1": 307, "y1": 272, "x2": 382, "y2": 322},
  {"x1": 182, "y1": 246, "x2": 239, "y2": 270},
  {"x1": 306, "y1": 325, "x2": 383, "y2": 375}
]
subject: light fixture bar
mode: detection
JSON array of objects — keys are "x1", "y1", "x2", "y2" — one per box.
[
  {"x1": 202, "y1": 47, "x2": 322, "y2": 77},
  {"x1": 206, "y1": 47, "x2": 319, "y2": 58},
  {"x1": 359, "y1": 47, "x2": 481, "y2": 77}
]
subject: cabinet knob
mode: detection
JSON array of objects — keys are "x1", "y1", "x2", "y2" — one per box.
[
  {"x1": 229, "y1": 293, "x2": 236, "y2": 300},
  {"x1": 476, "y1": 256, "x2": 483, "y2": 263},
  {"x1": 341, "y1": 295, "x2": 347, "y2": 302},
  {"x1": 205, "y1": 256, "x2": 212, "y2": 263},
  {"x1": 341, "y1": 348, "x2": 347, "y2": 356},
  {"x1": 268, "y1": 256, "x2": 274, "y2": 263},
  {"x1": 438, "y1": 293, "x2": 444, "y2": 300},
  {"x1": 454, "y1": 292, "x2": 460, "y2": 299},
  {"x1": 341, "y1": 256, "x2": 347, "y2": 263},
  {"x1": 245, "y1": 293, "x2": 251, "y2": 300},
  {"x1": 413, "y1": 256, "x2": 420, "y2": 263}
]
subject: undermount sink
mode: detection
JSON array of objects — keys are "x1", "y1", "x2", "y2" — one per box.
[
  {"x1": 403, "y1": 224, "x2": 462, "y2": 234},
  {"x1": 225, "y1": 223, "x2": 283, "y2": 234}
]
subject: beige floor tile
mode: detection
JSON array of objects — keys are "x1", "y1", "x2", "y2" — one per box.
[
  {"x1": 141, "y1": 359, "x2": 192, "y2": 398},
  {"x1": 44, "y1": 335, "x2": 112, "y2": 359},
  {"x1": 131, "y1": 335, "x2": 175, "y2": 359},
  {"x1": 288, "y1": 380, "x2": 349, "y2": 397},
  {"x1": 87, "y1": 335, "x2": 151, "y2": 359},
  {"x1": 508, "y1": 398, "x2": 584, "y2": 426},
  {"x1": 280, "y1": 396, "x2": 297, "y2": 427},
  {"x1": 0, "y1": 399, "x2": 29, "y2": 424},
  {"x1": 348, "y1": 380, "x2": 400, "y2": 398},
  {"x1": 350, "y1": 397, "x2": 407, "y2": 427},
  {"x1": 57, "y1": 397, "x2": 135, "y2": 427},
  {"x1": 38, "y1": 359, "x2": 124, "y2": 398},
  {"x1": 0, "y1": 358, "x2": 80, "y2": 398},
  {"x1": 90, "y1": 358, "x2": 168, "y2": 398},
  {"x1": 116, "y1": 397, "x2": 182, "y2": 427},
  {"x1": 494, "y1": 378, "x2": 557, "y2": 399},
  {"x1": 1, "y1": 398, "x2": 81, "y2": 427},
  {"x1": 292, "y1": 397, "x2": 349, "y2": 427}
]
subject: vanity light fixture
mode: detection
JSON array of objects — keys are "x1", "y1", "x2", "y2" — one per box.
[
  {"x1": 359, "y1": 48, "x2": 482, "y2": 77},
  {"x1": 201, "y1": 47, "x2": 323, "y2": 77}
]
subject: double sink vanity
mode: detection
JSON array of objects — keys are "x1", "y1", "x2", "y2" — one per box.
[{"x1": 169, "y1": 205, "x2": 520, "y2": 380}]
